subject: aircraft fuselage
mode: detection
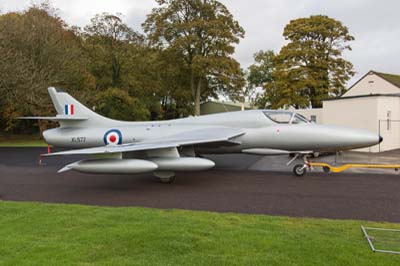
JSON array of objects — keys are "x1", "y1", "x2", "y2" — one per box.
[{"x1": 43, "y1": 110, "x2": 380, "y2": 153}]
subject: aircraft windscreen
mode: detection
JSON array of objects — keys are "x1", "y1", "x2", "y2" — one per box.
[
  {"x1": 263, "y1": 111, "x2": 310, "y2": 124},
  {"x1": 291, "y1": 114, "x2": 310, "y2": 124},
  {"x1": 263, "y1": 111, "x2": 292, "y2": 124}
]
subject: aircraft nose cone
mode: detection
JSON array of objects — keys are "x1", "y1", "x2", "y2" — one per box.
[
  {"x1": 379, "y1": 135, "x2": 383, "y2": 143},
  {"x1": 310, "y1": 125, "x2": 381, "y2": 150}
]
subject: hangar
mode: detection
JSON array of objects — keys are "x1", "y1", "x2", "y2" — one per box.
[{"x1": 298, "y1": 70, "x2": 400, "y2": 152}]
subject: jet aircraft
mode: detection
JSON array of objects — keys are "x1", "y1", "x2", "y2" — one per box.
[{"x1": 22, "y1": 87, "x2": 382, "y2": 183}]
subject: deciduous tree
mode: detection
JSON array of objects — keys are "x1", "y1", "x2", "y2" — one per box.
[
  {"x1": 83, "y1": 13, "x2": 144, "y2": 90},
  {"x1": 0, "y1": 5, "x2": 94, "y2": 132},
  {"x1": 246, "y1": 50, "x2": 276, "y2": 108},
  {"x1": 275, "y1": 15, "x2": 354, "y2": 108},
  {"x1": 143, "y1": 0, "x2": 245, "y2": 115}
]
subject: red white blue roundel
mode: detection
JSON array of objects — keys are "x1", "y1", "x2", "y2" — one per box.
[{"x1": 103, "y1": 129, "x2": 122, "y2": 145}]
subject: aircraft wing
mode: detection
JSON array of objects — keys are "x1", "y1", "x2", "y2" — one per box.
[{"x1": 43, "y1": 127, "x2": 244, "y2": 156}]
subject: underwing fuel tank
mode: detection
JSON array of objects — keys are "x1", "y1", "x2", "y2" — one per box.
[
  {"x1": 59, "y1": 159, "x2": 158, "y2": 174},
  {"x1": 148, "y1": 157, "x2": 215, "y2": 171}
]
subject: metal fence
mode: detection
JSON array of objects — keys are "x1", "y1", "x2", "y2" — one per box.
[{"x1": 362, "y1": 226, "x2": 400, "y2": 254}]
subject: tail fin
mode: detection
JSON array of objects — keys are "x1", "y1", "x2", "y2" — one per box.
[
  {"x1": 19, "y1": 87, "x2": 112, "y2": 127},
  {"x1": 47, "y1": 87, "x2": 111, "y2": 127}
]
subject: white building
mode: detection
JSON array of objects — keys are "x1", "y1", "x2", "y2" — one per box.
[{"x1": 298, "y1": 70, "x2": 400, "y2": 152}]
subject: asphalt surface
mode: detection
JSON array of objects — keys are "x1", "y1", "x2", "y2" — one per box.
[{"x1": 1, "y1": 147, "x2": 400, "y2": 222}]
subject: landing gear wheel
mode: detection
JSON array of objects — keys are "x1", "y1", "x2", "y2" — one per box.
[
  {"x1": 154, "y1": 171, "x2": 176, "y2": 184},
  {"x1": 322, "y1": 166, "x2": 331, "y2": 173},
  {"x1": 159, "y1": 176, "x2": 176, "y2": 184},
  {"x1": 293, "y1": 164, "x2": 307, "y2": 177}
]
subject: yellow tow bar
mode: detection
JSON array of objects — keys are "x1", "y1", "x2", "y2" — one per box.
[
  {"x1": 310, "y1": 162, "x2": 400, "y2": 173},
  {"x1": 293, "y1": 162, "x2": 400, "y2": 176}
]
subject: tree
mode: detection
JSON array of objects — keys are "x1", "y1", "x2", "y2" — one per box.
[
  {"x1": 143, "y1": 0, "x2": 245, "y2": 115},
  {"x1": 248, "y1": 50, "x2": 276, "y2": 88},
  {"x1": 153, "y1": 49, "x2": 194, "y2": 119},
  {"x1": 275, "y1": 15, "x2": 354, "y2": 108},
  {"x1": 0, "y1": 4, "x2": 94, "y2": 132},
  {"x1": 246, "y1": 50, "x2": 276, "y2": 107},
  {"x1": 83, "y1": 13, "x2": 144, "y2": 89}
]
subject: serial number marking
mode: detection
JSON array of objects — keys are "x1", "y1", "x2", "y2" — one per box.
[{"x1": 72, "y1": 137, "x2": 86, "y2": 143}]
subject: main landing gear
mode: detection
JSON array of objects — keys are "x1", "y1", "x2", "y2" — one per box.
[{"x1": 154, "y1": 171, "x2": 176, "y2": 184}]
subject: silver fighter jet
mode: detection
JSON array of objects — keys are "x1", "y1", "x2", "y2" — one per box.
[{"x1": 23, "y1": 87, "x2": 382, "y2": 183}]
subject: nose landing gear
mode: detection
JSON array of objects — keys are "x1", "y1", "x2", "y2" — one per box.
[
  {"x1": 287, "y1": 153, "x2": 312, "y2": 177},
  {"x1": 293, "y1": 164, "x2": 307, "y2": 177}
]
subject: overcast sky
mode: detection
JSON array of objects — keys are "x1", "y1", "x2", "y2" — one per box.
[{"x1": 1, "y1": 0, "x2": 400, "y2": 85}]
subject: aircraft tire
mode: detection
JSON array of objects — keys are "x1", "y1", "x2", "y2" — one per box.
[
  {"x1": 154, "y1": 171, "x2": 176, "y2": 184},
  {"x1": 159, "y1": 176, "x2": 176, "y2": 184},
  {"x1": 293, "y1": 164, "x2": 306, "y2": 177}
]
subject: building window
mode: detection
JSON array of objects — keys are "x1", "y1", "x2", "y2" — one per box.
[
  {"x1": 310, "y1": 115, "x2": 317, "y2": 123},
  {"x1": 387, "y1": 111, "x2": 391, "y2": 131}
]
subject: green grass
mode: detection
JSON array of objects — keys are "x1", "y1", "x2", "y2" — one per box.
[
  {"x1": 0, "y1": 201, "x2": 399, "y2": 266},
  {"x1": 0, "y1": 134, "x2": 47, "y2": 147}
]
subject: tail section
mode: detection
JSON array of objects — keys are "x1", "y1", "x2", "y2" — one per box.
[
  {"x1": 47, "y1": 87, "x2": 112, "y2": 127},
  {"x1": 19, "y1": 87, "x2": 113, "y2": 127}
]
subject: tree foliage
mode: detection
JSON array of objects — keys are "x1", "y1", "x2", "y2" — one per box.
[
  {"x1": 0, "y1": 3, "x2": 358, "y2": 135},
  {"x1": 0, "y1": 5, "x2": 94, "y2": 132},
  {"x1": 83, "y1": 13, "x2": 144, "y2": 89},
  {"x1": 143, "y1": 0, "x2": 245, "y2": 115},
  {"x1": 246, "y1": 50, "x2": 276, "y2": 108},
  {"x1": 95, "y1": 88, "x2": 150, "y2": 121},
  {"x1": 248, "y1": 50, "x2": 276, "y2": 88},
  {"x1": 83, "y1": 12, "x2": 190, "y2": 120}
]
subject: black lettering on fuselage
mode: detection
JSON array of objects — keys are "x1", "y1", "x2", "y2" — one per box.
[{"x1": 71, "y1": 137, "x2": 86, "y2": 143}]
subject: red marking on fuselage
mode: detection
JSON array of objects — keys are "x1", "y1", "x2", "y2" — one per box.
[{"x1": 109, "y1": 135, "x2": 117, "y2": 143}]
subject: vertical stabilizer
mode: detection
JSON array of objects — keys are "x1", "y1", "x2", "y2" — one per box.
[{"x1": 47, "y1": 87, "x2": 112, "y2": 127}]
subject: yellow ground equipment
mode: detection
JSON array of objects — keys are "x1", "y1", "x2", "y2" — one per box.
[{"x1": 293, "y1": 161, "x2": 400, "y2": 177}]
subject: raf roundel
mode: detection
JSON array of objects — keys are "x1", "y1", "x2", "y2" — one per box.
[{"x1": 103, "y1": 129, "x2": 122, "y2": 145}]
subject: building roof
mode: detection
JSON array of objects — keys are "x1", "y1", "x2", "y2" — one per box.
[
  {"x1": 324, "y1": 93, "x2": 400, "y2": 101},
  {"x1": 347, "y1": 70, "x2": 400, "y2": 91},
  {"x1": 374, "y1": 71, "x2": 400, "y2": 89}
]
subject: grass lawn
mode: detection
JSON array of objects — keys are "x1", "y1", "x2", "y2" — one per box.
[
  {"x1": 0, "y1": 201, "x2": 399, "y2": 266},
  {"x1": 0, "y1": 134, "x2": 47, "y2": 147}
]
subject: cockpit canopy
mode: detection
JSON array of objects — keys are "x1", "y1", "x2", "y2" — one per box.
[{"x1": 262, "y1": 110, "x2": 310, "y2": 124}]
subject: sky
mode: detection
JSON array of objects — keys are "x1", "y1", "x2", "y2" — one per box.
[{"x1": 1, "y1": 0, "x2": 400, "y2": 86}]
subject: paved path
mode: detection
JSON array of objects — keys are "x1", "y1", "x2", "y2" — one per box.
[{"x1": 1, "y1": 148, "x2": 400, "y2": 222}]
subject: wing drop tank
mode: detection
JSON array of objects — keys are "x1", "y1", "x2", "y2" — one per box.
[
  {"x1": 58, "y1": 157, "x2": 215, "y2": 174},
  {"x1": 58, "y1": 158, "x2": 158, "y2": 174}
]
